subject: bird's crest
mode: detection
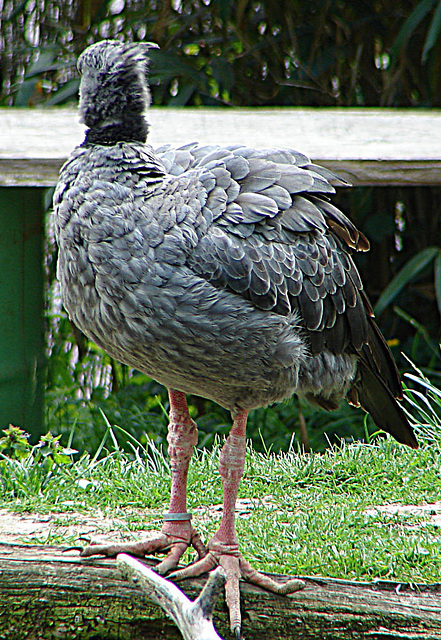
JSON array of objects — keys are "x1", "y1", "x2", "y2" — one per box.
[
  {"x1": 77, "y1": 39, "x2": 159, "y2": 143},
  {"x1": 77, "y1": 40, "x2": 158, "y2": 76}
]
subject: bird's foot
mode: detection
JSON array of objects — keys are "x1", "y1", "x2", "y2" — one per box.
[
  {"x1": 168, "y1": 538, "x2": 305, "y2": 639},
  {"x1": 78, "y1": 523, "x2": 207, "y2": 575}
]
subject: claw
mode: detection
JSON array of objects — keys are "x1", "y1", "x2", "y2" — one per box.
[
  {"x1": 62, "y1": 546, "x2": 84, "y2": 554},
  {"x1": 61, "y1": 536, "x2": 92, "y2": 554}
]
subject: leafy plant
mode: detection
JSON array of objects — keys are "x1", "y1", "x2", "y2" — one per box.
[
  {"x1": 0, "y1": 426, "x2": 78, "y2": 500},
  {"x1": 390, "y1": 0, "x2": 441, "y2": 63},
  {"x1": 3, "y1": 1, "x2": 441, "y2": 107},
  {"x1": 0, "y1": 425, "x2": 32, "y2": 460},
  {"x1": 374, "y1": 246, "x2": 441, "y2": 317}
]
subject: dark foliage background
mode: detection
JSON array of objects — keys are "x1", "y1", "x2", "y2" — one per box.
[
  {"x1": 1, "y1": 0, "x2": 440, "y2": 451},
  {"x1": 3, "y1": 0, "x2": 441, "y2": 108}
]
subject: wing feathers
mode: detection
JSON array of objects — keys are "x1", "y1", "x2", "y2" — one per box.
[
  {"x1": 156, "y1": 140, "x2": 416, "y2": 448},
  {"x1": 159, "y1": 142, "x2": 377, "y2": 362}
]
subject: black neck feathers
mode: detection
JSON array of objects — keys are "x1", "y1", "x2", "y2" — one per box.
[{"x1": 82, "y1": 118, "x2": 149, "y2": 146}]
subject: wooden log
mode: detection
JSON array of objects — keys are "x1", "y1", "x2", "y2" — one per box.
[{"x1": 1, "y1": 543, "x2": 441, "y2": 640}]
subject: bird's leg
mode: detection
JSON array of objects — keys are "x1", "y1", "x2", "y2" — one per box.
[
  {"x1": 169, "y1": 410, "x2": 304, "y2": 638},
  {"x1": 80, "y1": 390, "x2": 206, "y2": 569},
  {"x1": 207, "y1": 411, "x2": 247, "y2": 635},
  {"x1": 157, "y1": 389, "x2": 206, "y2": 573}
]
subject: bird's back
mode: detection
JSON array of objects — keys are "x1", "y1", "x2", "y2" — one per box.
[{"x1": 54, "y1": 39, "x2": 417, "y2": 449}]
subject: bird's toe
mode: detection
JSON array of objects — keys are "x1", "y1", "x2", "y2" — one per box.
[
  {"x1": 167, "y1": 551, "x2": 218, "y2": 580},
  {"x1": 154, "y1": 540, "x2": 194, "y2": 575},
  {"x1": 78, "y1": 528, "x2": 199, "y2": 567}
]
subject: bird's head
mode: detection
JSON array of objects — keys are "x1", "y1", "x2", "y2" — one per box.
[{"x1": 77, "y1": 40, "x2": 158, "y2": 143}]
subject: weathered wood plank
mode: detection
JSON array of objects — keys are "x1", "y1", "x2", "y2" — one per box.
[
  {"x1": 1, "y1": 107, "x2": 441, "y2": 186},
  {"x1": 1, "y1": 543, "x2": 441, "y2": 640}
]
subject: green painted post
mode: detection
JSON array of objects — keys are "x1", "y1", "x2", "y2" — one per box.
[{"x1": 0, "y1": 187, "x2": 45, "y2": 440}]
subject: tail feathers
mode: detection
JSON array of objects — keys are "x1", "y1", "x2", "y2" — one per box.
[
  {"x1": 351, "y1": 361, "x2": 418, "y2": 449},
  {"x1": 362, "y1": 317, "x2": 403, "y2": 399}
]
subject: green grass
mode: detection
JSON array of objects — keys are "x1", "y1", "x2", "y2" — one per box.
[{"x1": 2, "y1": 366, "x2": 441, "y2": 585}]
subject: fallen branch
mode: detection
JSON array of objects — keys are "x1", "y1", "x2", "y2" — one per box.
[
  {"x1": 1, "y1": 543, "x2": 441, "y2": 640},
  {"x1": 117, "y1": 553, "x2": 225, "y2": 640}
]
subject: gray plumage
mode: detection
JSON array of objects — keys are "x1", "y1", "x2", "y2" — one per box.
[{"x1": 54, "y1": 40, "x2": 417, "y2": 449}]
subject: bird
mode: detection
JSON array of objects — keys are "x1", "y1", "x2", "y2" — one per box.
[{"x1": 54, "y1": 39, "x2": 418, "y2": 638}]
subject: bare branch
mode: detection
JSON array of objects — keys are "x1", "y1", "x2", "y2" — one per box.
[{"x1": 117, "y1": 553, "x2": 226, "y2": 640}]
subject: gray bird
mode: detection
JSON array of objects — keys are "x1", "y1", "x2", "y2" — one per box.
[{"x1": 54, "y1": 40, "x2": 418, "y2": 638}]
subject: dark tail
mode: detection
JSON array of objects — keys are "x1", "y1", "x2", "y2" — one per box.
[{"x1": 351, "y1": 359, "x2": 418, "y2": 449}]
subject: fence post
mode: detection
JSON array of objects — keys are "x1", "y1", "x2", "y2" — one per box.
[{"x1": 0, "y1": 187, "x2": 45, "y2": 440}]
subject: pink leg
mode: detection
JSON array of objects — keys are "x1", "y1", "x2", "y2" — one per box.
[
  {"x1": 164, "y1": 389, "x2": 197, "y2": 528},
  {"x1": 80, "y1": 389, "x2": 206, "y2": 569},
  {"x1": 211, "y1": 410, "x2": 247, "y2": 552},
  {"x1": 209, "y1": 411, "x2": 247, "y2": 635},
  {"x1": 157, "y1": 389, "x2": 206, "y2": 572},
  {"x1": 169, "y1": 410, "x2": 304, "y2": 638}
]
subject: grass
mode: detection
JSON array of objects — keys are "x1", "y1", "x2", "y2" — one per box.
[{"x1": 1, "y1": 363, "x2": 441, "y2": 585}]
